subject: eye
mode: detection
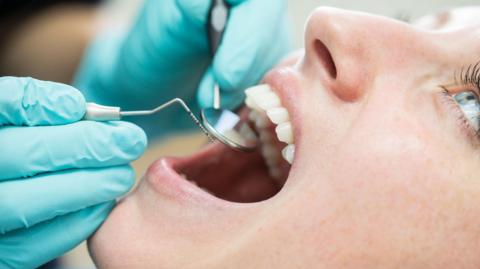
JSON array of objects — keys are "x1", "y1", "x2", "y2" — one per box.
[
  {"x1": 453, "y1": 90, "x2": 480, "y2": 132},
  {"x1": 441, "y1": 62, "x2": 480, "y2": 140}
]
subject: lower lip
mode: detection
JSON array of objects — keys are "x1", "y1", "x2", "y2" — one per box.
[
  {"x1": 144, "y1": 143, "x2": 229, "y2": 206},
  {"x1": 145, "y1": 141, "x2": 270, "y2": 208}
]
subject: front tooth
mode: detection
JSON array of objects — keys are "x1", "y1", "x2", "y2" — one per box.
[
  {"x1": 245, "y1": 97, "x2": 256, "y2": 109},
  {"x1": 265, "y1": 156, "x2": 278, "y2": 167},
  {"x1": 269, "y1": 167, "x2": 282, "y2": 179},
  {"x1": 253, "y1": 92, "x2": 281, "y2": 111},
  {"x1": 261, "y1": 143, "x2": 280, "y2": 160},
  {"x1": 282, "y1": 144, "x2": 295, "y2": 164},
  {"x1": 245, "y1": 84, "x2": 272, "y2": 99},
  {"x1": 275, "y1": 122, "x2": 294, "y2": 144},
  {"x1": 245, "y1": 96, "x2": 262, "y2": 111},
  {"x1": 255, "y1": 112, "x2": 270, "y2": 129},
  {"x1": 239, "y1": 124, "x2": 257, "y2": 141},
  {"x1": 248, "y1": 110, "x2": 259, "y2": 122},
  {"x1": 259, "y1": 130, "x2": 273, "y2": 143},
  {"x1": 267, "y1": 107, "x2": 289, "y2": 124}
]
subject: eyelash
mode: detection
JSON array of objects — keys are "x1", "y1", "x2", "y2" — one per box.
[
  {"x1": 455, "y1": 61, "x2": 480, "y2": 90},
  {"x1": 441, "y1": 61, "x2": 480, "y2": 140}
]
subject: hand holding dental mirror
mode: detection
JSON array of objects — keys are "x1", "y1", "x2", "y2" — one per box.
[
  {"x1": 83, "y1": 0, "x2": 259, "y2": 152},
  {"x1": 200, "y1": 0, "x2": 260, "y2": 152}
]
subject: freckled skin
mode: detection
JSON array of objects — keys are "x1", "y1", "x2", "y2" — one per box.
[{"x1": 89, "y1": 7, "x2": 480, "y2": 269}]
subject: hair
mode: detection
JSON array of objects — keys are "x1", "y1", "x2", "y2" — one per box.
[{"x1": 0, "y1": 0, "x2": 104, "y2": 50}]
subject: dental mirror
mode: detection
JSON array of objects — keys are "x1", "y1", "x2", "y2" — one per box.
[
  {"x1": 200, "y1": 0, "x2": 259, "y2": 152},
  {"x1": 201, "y1": 83, "x2": 259, "y2": 152}
]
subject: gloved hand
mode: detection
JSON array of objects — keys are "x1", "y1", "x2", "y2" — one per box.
[
  {"x1": 74, "y1": 0, "x2": 290, "y2": 137},
  {"x1": 0, "y1": 77, "x2": 146, "y2": 269}
]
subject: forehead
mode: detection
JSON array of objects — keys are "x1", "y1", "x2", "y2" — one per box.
[
  {"x1": 414, "y1": 6, "x2": 480, "y2": 31},
  {"x1": 412, "y1": 7, "x2": 480, "y2": 68}
]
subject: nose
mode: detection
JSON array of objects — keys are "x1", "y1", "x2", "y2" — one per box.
[{"x1": 303, "y1": 7, "x2": 422, "y2": 101}]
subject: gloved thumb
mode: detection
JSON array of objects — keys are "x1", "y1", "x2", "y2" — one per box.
[
  {"x1": 196, "y1": 0, "x2": 291, "y2": 110},
  {"x1": 175, "y1": 0, "x2": 247, "y2": 27},
  {"x1": 213, "y1": 0, "x2": 290, "y2": 90}
]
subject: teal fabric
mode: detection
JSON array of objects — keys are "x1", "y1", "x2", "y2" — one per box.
[
  {"x1": 74, "y1": 0, "x2": 290, "y2": 139},
  {"x1": 0, "y1": 77, "x2": 147, "y2": 269}
]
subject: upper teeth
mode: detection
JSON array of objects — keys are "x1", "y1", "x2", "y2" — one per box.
[
  {"x1": 245, "y1": 84, "x2": 295, "y2": 173},
  {"x1": 276, "y1": 122, "x2": 294, "y2": 144},
  {"x1": 266, "y1": 107, "x2": 289, "y2": 124},
  {"x1": 281, "y1": 144, "x2": 295, "y2": 165}
]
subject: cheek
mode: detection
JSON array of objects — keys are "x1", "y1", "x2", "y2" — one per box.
[
  {"x1": 330, "y1": 115, "x2": 450, "y2": 205},
  {"x1": 339, "y1": 114, "x2": 473, "y2": 219},
  {"x1": 284, "y1": 116, "x2": 467, "y2": 262}
]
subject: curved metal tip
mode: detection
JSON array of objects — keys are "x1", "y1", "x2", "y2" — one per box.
[{"x1": 201, "y1": 108, "x2": 258, "y2": 152}]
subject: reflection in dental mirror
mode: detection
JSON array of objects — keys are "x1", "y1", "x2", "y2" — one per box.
[
  {"x1": 201, "y1": 108, "x2": 258, "y2": 151},
  {"x1": 454, "y1": 91, "x2": 480, "y2": 131}
]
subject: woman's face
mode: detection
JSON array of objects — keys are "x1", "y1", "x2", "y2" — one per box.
[{"x1": 89, "y1": 7, "x2": 480, "y2": 268}]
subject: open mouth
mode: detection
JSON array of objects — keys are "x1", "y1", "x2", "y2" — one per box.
[{"x1": 146, "y1": 82, "x2": 298, "y2": 204}]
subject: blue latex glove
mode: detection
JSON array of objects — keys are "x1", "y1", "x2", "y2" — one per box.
[
  {"x1": 74, "y1": 0, "x2": 290, "y2": 138},
  {"x1": 0, "y1": 77, "x2": 146, "y2": 269}
]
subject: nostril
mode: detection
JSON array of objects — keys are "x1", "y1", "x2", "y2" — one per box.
[{"x1": 314, "y1": 40, "x2": 337, "y2": 79}]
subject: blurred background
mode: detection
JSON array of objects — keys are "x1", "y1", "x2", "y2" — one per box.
[{"x1": 0, "y1": 0, "x2": 477, "y2": 268}]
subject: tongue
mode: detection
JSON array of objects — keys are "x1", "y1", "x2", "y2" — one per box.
[{"x1": 172, "y1": 142, "x2": 280, "y2": 203}]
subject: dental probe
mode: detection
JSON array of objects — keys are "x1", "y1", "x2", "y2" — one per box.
[{"x1": 83, "y1": 99, "x2": 215, "y2": 142}]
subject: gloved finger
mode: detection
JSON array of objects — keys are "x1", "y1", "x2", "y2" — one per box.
[
  {"x1": 211, "y1": 0, "x2": 291, "y2": 92},
  {"x1": 0, "y1": 202, "x2": 114, "y2": 269},
  {"x1": 0, "y1": 121, "x2": 147, "y2": 180},
  {"x1": 0, "y1": 77, "x2": 86, "y2": 127},
  {"x1": 225, "y1": 0, "x2": 247, "y2": 5},
  {"x1": 197, "y1": 67, "x2": 246, "y2": 109},
  {"x1": 175, "y1": 0, "x2": 246, "y2": 27},
  {"x1": 0, "y1": 166, "x2": 133, "y2": 234}
]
